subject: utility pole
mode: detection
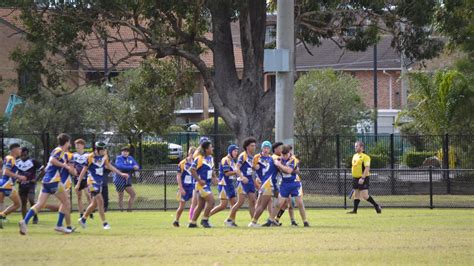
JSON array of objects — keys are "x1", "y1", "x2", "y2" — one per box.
[
  {"x1": 275, "y1": 0, "x2": 295, "y2": 146},
  {"x1": 373, "y1": 44, "x2": 378, "y2": 140}
]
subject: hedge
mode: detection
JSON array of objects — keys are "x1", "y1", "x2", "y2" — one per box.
[
  {"x1": 142, "y1": 142, "x2": 169, "y2": 167},
  {"x1": 402, "y1": 151, "x2": 436, "y2": 168}
]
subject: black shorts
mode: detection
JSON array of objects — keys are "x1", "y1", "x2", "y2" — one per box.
[
  {"x1": 18, "y1": 183, "x2": 36, "y2": 196},
  {"x1": 352, "y1": 177, "x2": 370, "y2": 190},
  {"x1": 73, "y1": 178, "x2": 88, "y2": 191}
]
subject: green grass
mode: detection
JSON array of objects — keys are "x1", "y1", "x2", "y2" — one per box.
[{"x1": 1, "y1": 209, "x2": 473, "y2": 265}]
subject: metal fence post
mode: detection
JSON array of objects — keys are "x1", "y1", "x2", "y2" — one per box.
[
  {"x1": 429, "y1": 167, "x2": 433, "y2": 209},
  {"x1": 138, "y1": 133, "x2": 143, "y2": 167},
  {"x1": 1, "y1": 129, "x2": 4, "y2": 159},
  {"x1": 186, "y1": 132, "x2": 190, "y2": 154},
  {"x1": 390, "y1": 133, "x2": 396, "y2": 195},
  {"x1": 164, "y1": 170, "x2": 167, "y2": 211},
  {"x1": 443, "y1": 134, "x2": 450, "y2": 194},
  {"x1": 343, "y1": 169, "x2": 347, "y2": 209}
]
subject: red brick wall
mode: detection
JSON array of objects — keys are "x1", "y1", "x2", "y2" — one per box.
[
  {"x1": 350, "y1": 70, "x2": 402, "y2": 109},
  {"x1": 0, "y1": 22, "x2": 24, "y2": 115}
]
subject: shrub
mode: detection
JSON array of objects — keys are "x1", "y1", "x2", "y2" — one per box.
[
  {"x1": 142, "y1": 142, "x2": 169, "y2": 167},
  {"x1": 198, "y1": 117, "x2": 232, "y2": 135},
  {"x1": 403, "y1": 151, "x2": 436, "y2": 168}
]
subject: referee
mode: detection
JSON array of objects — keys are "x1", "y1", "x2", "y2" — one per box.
[{"x1": 347, "y1": 141, "x2": 382, "y2": 214}]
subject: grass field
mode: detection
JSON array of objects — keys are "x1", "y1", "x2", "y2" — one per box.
[{"x1": 0, "y1": 209, "x2": 473, "y2": 265}]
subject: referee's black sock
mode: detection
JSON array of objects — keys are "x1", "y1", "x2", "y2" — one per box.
[
  {"x1": 353, "y1": 199, "x2": 360, "y2": 212},
  {"x1": 367, "y1": 196, "x2": 378, "y2": 207},
  {"x1": 276, "y1": 209, "x2": 285, "y2": 219}
]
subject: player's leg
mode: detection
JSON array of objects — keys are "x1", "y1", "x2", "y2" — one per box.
[
  {"x1": 19, "y1": 190, "x2": 51, "y2": 234},
  {"x1": 348, "y1": 189, "x2": 361, "y2": 214},
  {"x1": 201, "y1": 193, "x2": 215, "y2": 227},
  {"x1": 94, "y1": 193, "x2": 109, "y2": 229},
  {"x1": 294, "y1": 194, "x2": 309, "y2": 227},
  {"x1": 76, "y1": 188, "x2": 84, "y2": 217},
  {"x1": 288, "y1": 197, "x2": 298, "y2": 226},
  {"x1": 247, "y1": 192, "x2": 256, "y2": 219},
  {"x1": 360, "y1": 188, "x2": 381, "y2": 213},
  {"x1": 189, "y1": 190, "x2": 198, "y2": 220},
  {"x1": 54, "y1": 190, "x2": 72, "y2": 232},
  {"x1": 27, "y1": 186, "x2": 38, "y2": 224},
  {"x1": 0, "y1": 192, "x2": 4, "y2": 212},
  {"x1": 2, "y1": 191, "x2": 21, "y2": 216},
  {"x1": 190, "y1": 196, "x2": 205, "y2": 227},
  {"x1": 19, "y1": 188, "x2": 28, "y2": 218},
  {"x1": 210, "y1": 185, "x2": 229, "y2": 216},
  {"x1": 226, "y1": 191, "x2": 245, "y2": 226},
  {"x1": 116, "y1": 181, "x2": 125, "y2": 211},
  {"x1": 125, "y1": 186, "x2": 136, "y2": 211},
  {"x1": 174, "y1": 198, "x2": 186, "y2": 226},
  {"x1": 250, "y1": 194, "x2": 271, "y2": 226}
]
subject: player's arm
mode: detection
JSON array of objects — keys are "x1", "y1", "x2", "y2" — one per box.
[
  {"x1": 275, "y1": 160, "x2": 294, "y2": 174},
  {"x1": 131, "y1": 156, "x2": 140, "y2": 170},
  {"x1": 34, "y1": 160, "x2": 46, "y2": 181},
  {"x1": 106, "y1": 161, "x2": 128, "y2": 178},
  {"x1": 115, "y1": 157, "x2": 135, "y2": 172},
  {"x1": 176, "y1": 170, "x2": 185, "y2": 195},
  {"x1": 74, "y1": 165, "x2": 88, "y2": 192},
  {"x1": 4, "y1": 168, "x2": 26, "y2": 181},
  {"x1": 359, "y1": 156, "x2": 371, "y2": 184},
  {"x1": 190, "y1": 167, "x2": 205, "y2": 185}
]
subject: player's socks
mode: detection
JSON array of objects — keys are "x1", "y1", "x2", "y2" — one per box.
[
  {"x1": 353, "y1": 199, "x2": 360, "y2": 212},
  {"x1": 81, "y1": 217, "x2": 87, "y2": 223},
  {"x1": 24, "y1": 208, "x2": 36, "y2": 224},
  {"x1": 57, "y1": 212, "x2": 65, "y2": 227},
  {"x1": 367, "y1": 196, "x2": 378, "y2": 207},
  {"x1": 189, "y1": 207, "x2": 195, "y2": 220},
  {"x1": 276, "y1": 209, "x2": 285, "y2": 219},
  {"x1": 79, "y1": 213, "x2": 84, "y2": 218}
]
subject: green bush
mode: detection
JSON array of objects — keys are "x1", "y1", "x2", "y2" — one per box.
[
  {"x1": 142, "y1": 142, "x2": 169, "y2": 167},
  {"x1": 403, "y1": 151, "x2": 436, "y2": 168},
  {"x1": 198, "y1": 117, "x2": 232, "y2": 135},
  {"x1": 369, "y1": 154, "x2": 390, "y2": 169}
]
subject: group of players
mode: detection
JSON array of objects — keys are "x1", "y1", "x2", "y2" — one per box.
[
  {"x1": 0, "y1": 133, "x2": 140, "y2": 235},
  {"x1": 174, "y1": 137, "x2": 309, "y2": 228},
  {"x1": 0, "y1": 133, "x2": 382, "y2": 233}
]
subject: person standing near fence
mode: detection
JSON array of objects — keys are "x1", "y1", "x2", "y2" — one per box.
[
  {"x1": 347, "y1": 141, "x2": 382, "y2": 214},
  {"x1": 72, "y1": 139, "x2": 92, "y2": 219},
  {"x1": 113, "y1": 146, "x2": 139, "y2": 212},
  {"x1": 173, "y1": 146, "x2": 197, "y2": 227},
  {"x1": 0, "y1": 144, "x2": 27, "y2": 229},
  {"x1": 16, "y1": 147, "x2": 44, "y2": 224}
]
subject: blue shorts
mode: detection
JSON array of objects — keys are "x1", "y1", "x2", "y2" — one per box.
[
  {"x1": 279, "y1": 182, "x2": 302, "y2": 198},
  {"x1": 177, "y1": 186, "x2": 194, "y2": 202},
  {"x1": 236, "y1": 181, "x2": 255, "y2": 195},
  {"x1": 0, "y1": 188, "x2": 12, "y2": 197},
  {"x1": 113, "y1": 176, "x2": 132, "y2": 192},
  {"x1": 218, "y1": 184, "x2": 236, "y2": 200},
  {"x1": 89, "y1": 182, "x2": 103, "y2": 196},
  {"x1": 42, "y1": 182, "x2": 61, "y2": 194}
]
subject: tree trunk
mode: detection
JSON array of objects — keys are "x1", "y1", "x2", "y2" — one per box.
[{"x1": 207, "y1": 0, "x2": 274, "y2": 146}]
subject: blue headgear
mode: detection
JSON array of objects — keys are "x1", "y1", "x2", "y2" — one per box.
[
  {"x1": 261, "y1": 141, "x2": 272, "y2": 150},
  {"x1": 227, "y1": 144, "x2": 239, "y2": 155},
  {"x1": 199, "y1": 136, "x2": 210, "y2": 145}
]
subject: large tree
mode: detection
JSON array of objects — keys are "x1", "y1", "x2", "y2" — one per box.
[{"x1": 10, "y1": 0, "x2": 444, "y2": 143}]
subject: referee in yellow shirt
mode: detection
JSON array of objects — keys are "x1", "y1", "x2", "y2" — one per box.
[{"x1": 347, "y1": 141, "x2": 382, "y2": 214}]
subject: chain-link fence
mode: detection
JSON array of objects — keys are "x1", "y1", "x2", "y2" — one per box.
[
  {"x1": 3, "y1": 132, "x2": 472, "y2": 169},
  {"x1": 53, "y1": 168, "x2": 472, "y2": 211}
]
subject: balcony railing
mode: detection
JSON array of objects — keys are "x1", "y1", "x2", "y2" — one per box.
[{"x1": 176, "y1": 93, "x2": 214, "y2": 112}]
